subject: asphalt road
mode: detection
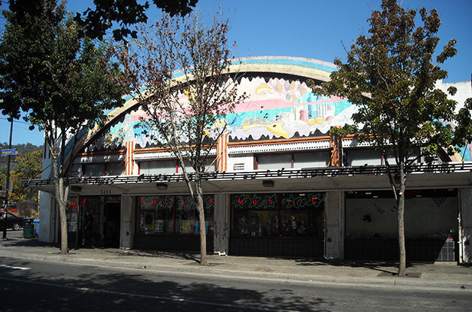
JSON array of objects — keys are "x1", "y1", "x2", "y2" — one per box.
[{"x1": 0, "y1": 256, "x2": 471, "y2": 312}]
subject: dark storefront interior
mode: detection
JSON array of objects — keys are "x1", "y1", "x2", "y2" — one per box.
[
  {"x1": 65, "y1": 196, "x2": 122, "y2": 248},
  {"x1": 344, "y1": 189, "x2": 458, "y2": 261},
  {"x1": 230, "y1": 192, "x2": 325, "y2": 258},
  {"x1": 134, "y1": 195, "x2": 214, "y2": 252}
]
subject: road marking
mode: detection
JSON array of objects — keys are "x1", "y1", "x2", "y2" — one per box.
[{"x1": 0, "y1": 264, "x2": 31, "y2": 271}]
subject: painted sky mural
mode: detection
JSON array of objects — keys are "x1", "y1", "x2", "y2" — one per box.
[{"x1": 85, "y1": 75, "x2": 356, "y2": 151}]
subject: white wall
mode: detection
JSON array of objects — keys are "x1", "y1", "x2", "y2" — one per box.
[
  {"x1": 228, "y1": 155, "x2": 254, "y2": 172},
  {"x1": 38, "y1": 191, "x2": 56, "y2": 243}
]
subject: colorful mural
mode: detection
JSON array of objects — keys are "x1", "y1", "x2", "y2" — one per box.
[
  {"x1": 451, "y1": 145, "x2": 472, "y2": 162},
  {"x1": 85, "y1": 75, "x2": 355, "y2": 151},
  {"x1": 226, "y1": 77, "x2": 353, "y2": 141}
]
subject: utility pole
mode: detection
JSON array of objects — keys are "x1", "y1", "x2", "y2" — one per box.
[{"x1": 3, "y1": 117, "x2": 13, "y2": 239}]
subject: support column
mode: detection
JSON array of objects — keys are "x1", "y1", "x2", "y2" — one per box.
[
  {"x1": 329, "y1": 133, "x2": 342, "y2": 167},
  {"x1": 120, "y1": 195, "x2": 135, "y2": 249},
  {"x1": 125, "y1": 140, "x2": 137, "y2": 175},
  {"x1": 459, "y1": 189, "x2": 472, "y2": 264},
  {"x1": 213, "y1": 193, "x2": 230, "y2": 255},
  {"x1": 216, "y1": 133, "x2": 229, "y2": 172},
  {"x1": 324, "y1": 191, "x2": 345, "y2": 260}
]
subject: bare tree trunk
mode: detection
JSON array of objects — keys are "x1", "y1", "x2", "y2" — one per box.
[
  {"x1": 57, "y1": 177, "x2": 69, "y2": 254},
  {"x1": 196, "y1": 180, "x2": 208, "y2": 265},
  {"x1": 51, "y1": 153, "x2": 69, "y2": 254},
  {"x1": 397, "y1": 163, "x2": 406, "y2": 276}
]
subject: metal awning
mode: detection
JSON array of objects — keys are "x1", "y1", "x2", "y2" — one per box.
[{"x1": 26, "y1": 163, "x2": 472, "y2": 188}]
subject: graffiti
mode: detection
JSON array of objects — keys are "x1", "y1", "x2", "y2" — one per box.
[{"x1": 86, "y1": 76, "x2": 355, "y2": 151}]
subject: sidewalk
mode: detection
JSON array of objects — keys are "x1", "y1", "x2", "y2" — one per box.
[{"x1": 1, "y1": 232, "x2": 471, "y2": 292}]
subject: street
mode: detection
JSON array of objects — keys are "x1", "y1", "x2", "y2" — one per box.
[{"x1": 0, "y1": 256, "x2": 470, "y2": 312}]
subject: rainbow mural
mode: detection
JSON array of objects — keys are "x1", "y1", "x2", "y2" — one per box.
[{"x1": 86, "y1": 75, "x2": 355, "y2": 151}]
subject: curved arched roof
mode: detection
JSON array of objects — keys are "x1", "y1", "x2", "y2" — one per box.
[{"x1": 68, "y1": 56, "x2": 337, "y2": 163}]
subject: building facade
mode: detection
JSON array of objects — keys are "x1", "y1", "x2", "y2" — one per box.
[{"x1": 36, "y1": 56, "x2": 472, "y2": 263}]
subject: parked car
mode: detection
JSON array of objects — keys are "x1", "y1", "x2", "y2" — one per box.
[{"x1": 0, "y1": 212, "x2": 28, "y2": 230}]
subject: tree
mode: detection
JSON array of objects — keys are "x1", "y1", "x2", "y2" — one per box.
[
  {"x1": 0, "y1": 0, "x2": 128, "y2": 253},
  {"x1": 76, "y1": 0, "x2": 198, "y2": 41},
  {"x1": 317, "y1": 0, "x2": 471, "y2": 275},
  {"x1": 10, "y1": 149, "x2": 43, "y2": 204},
  {"x1": 120, "y1": 14, "x2": 244, "y2": 265}
]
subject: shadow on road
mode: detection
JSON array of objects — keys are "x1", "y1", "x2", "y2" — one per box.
[{"x1": 1, "y1": 258, "x2": 334, "y2": 312}]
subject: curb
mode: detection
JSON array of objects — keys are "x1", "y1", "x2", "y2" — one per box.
[{"x1": 1, "y1": 249, "x2": 471, "y2": 292}]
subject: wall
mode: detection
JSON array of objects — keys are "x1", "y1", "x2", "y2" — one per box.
[
  {"x1": 228, "y1": 155, "x2": 254, "y2": 172},
  {"x1": 120, "y1": 195, "x2": 135, "y2": 249},
  {"x1": 345, "y1": 149, "x2": 383, "y2": 166},
  {"x1": 346, "y1": 196, "x2": 458, "y2": 239},
  {"x1": 213, "y1": 193, "x2": 230, "y2": 255},
  {"x1": 257, "y1": 154, "x2": 292, "y2": 170},
  {"x1": 325, "y1": 191, "x2": 344, "y2": 259},
  {"x1": 38, "y1": 191, "x2": 56, "y2": 243},
  {"x1": 293, "y1": 151, "x2": 329, "y2": 168},
  {"x1": 84, "y1": 75, "x2": 355, "y2": 151},
  {"x1": 140, "y1": 160, "x2": 176, "y2": 175}
]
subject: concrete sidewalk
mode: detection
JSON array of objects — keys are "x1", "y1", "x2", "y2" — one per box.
[{"x1": 1, "y1": 232, "x2": 471, "y2": 292}]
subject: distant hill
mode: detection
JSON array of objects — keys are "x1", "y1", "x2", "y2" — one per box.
[
  {"x1": 0, "y1": 143, "x2": 43, "y2": 169},
  {"x1": 0, "y1": 143, "x2": 43, "y2": 154}
]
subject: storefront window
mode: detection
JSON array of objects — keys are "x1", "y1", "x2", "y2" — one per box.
[
  {"x1": 231, "y1": 193, "x2": 324, "y2": 238},
  {"x1": 67, "y1": 198, "x2": 79, "y2": 232},
  {"x1": 137, "y1": 195, "x2": 214, "y2": 235}
]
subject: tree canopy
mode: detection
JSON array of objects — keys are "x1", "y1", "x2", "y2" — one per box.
[
  {"x1": 76, "y1": 0, "x2": 198, "y2": 41},
  {"x1": 0, "y1": 0, "x2": 128, "y2": 136},
  {"x1": 317, "y1": 0, "x2": 471, "y2": 276},
  {"x1": 0, "y1": 0, "x2": 129, "y2": 253},
  {"x1": 320, "y1": 0, "x2": 462, "y2": 164}
]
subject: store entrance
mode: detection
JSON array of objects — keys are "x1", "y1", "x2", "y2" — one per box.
[
  {"x1": 103, "y1": 201, "x2": 121, "y2": 248},
  {"x1": 78, "y1": 196, "x2": 121, "y2": 248}
]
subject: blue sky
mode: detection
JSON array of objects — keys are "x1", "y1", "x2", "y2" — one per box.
[{"x1": 1, "y1": 0, "x2": 471, "y2": 146}]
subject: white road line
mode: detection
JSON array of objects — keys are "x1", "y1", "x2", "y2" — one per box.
[{"x1": 0, "y1": 264, "x2": 31, "y2": 271}]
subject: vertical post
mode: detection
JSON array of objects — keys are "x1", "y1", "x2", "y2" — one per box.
[
  {"x1": 3, "y1": 117, "x2": 14, "y2": 240},
  {"x1": 216, "y1": 132, "x2": 228, "y2": 172},
  {"x1": 125, "y1": 140, "x2": 137, "y2": 175}
]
